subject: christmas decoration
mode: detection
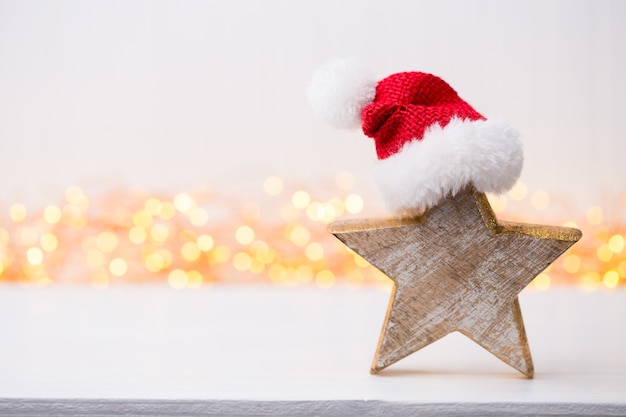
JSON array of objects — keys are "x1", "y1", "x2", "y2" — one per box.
[
  {"x1": 308, "y1": 59, "x2": 522, "y2": 217},
  {"x1": 0, "y1": 179, "x2": 619, "y2": 290},
  {"x1": 310, "y1": 60, "x2": 582, "y2": 376},
  {"x1": 330, "y1": 187, "x2": 581, "y2": 377},
  {"x1": 0, "y1": 177, "x2": 385, "y2": 288}
]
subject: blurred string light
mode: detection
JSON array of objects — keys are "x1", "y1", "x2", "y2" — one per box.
[
  {"x1": 0, "y1": 172, "x2": 387, "y2": 290},
  {"x1": 0, "y1": 175, "x2": 624, "y2": 292}
]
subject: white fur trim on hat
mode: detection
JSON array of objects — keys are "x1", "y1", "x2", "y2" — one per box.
[
  {"x1": 371, "y1": 117, "x2": 523, "y2": 217},
  {"x1": 307, "y1": 59, "x2": 377, "y2": 129}
]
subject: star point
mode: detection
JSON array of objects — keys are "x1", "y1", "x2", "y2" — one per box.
[{"x1": 329, "y1": 187, "x2": 581, "y2": 378}]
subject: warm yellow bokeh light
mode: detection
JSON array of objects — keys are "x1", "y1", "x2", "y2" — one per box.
[
  {"x1": 132, "y1": 210, "x2": 153, "y2": 228},
  {"x1": 344, "y1": 194, "x2": 364, "y2": 214},
  {"x1": 582, "y1": 271, "x2": 601, "y2": 291},
  {"x1": 10, "y1": 204, "x2": 27, "y2": 222},
  {"x1": 181, "y1": 241, "x2": 201, "y2": 262},
  {"x1": 2, "y1": 176, "x2": 624, "y2": 290},
  {"x1": 62, "y1": 205, "x2": 87, "y2": 228},
  {"x1": 180, "y1": 229, "x2": 197, "y2": 242},
  {"x1": 26, "y1": 247, "x2": 44, "y2": 265},
  {"x1": 531, "y1": 190, "x2": 550, "y2": 210},
  {"x1": 597, "y1": 244, "x2": 613, "y2": 262},
  {"x1": 305, "y1": 242, "x2": 324, "y2": 261},
  {"x1": 158, "y1": 249, "x2": 173, "y2": 268},
  {"x1": 317, "y1": 203, "x2": 337, "y2": 223},
  {"x1": 488, "y1": 195, "x2": 507, "y2": 214},
  {"x1": 0, "y1": 228, "x2": 9, "y2": 246},
  {"x1": 158, "y1": 201, "x2": 176, "y2": 220},
  {"x1": 96, "y1": 231, "x2": 118, "y2": 253},
  {"x1": 85, "y1": 250, "x2": 105, "y2": 268},
  {"x1": 168, "y1": 269, "x2": 188, "y2": 289},
  {"x1": 289, "y1": 225, "x2": 310, "y2": 246},
  {"x1": 144, "y1": 252, "x2": 166, "y2": 272},
  {"x1": 173, "y1": 193, "x2": 194, "y2": 212},
  {"x1": 197, "y1": 234, "x2": 214, "y2": 251},
  {"x1": 306, "y1": 202, "x2": 322, "y2": 221},
  {"x1": 292, "y1": 190, "x2": 311, "y2": 209},
  {"x1": 235, "y1": 225, "x2": 255, "y2": 245},
  {"x1": 315, "y1": 269, "x2": 335, "y2": 289},
  {"x1": 562, "y1": 255, "x2": 580, "y2": 274},
  {"x1": 63, "y1": 187, "x2": 89, "y2": 212},
  {"x1": 40, "y1": 233, "x2": 58, "y2": 252},
  {"x1": 39, "y1": 233, "x2": 59, "y2": 252},
  {"x1": 263, "y1": 176, "x2": 283, "y2": 196},
  {"x1": 608, "y1": 235, "x2": 624, "y2": 253},
  {"x1": 509, "y1": 182, "x2": 528, "y2": 201},
  {"x1": 109, "y1": 258, "x2": 128, "y2": 277},
  {"x1": 43, "y1": 205, "x2": 62, "y2": 224},
  {"x1": 65, "y1": 185, "x2": 82, "y2": 200},
  {"x1": 249, "y1": 258, "x2": 265, "y2": 274},
  {"x1": 306, "y1": 198, "x2": 334, "y2": 223},
  {"x1": 211, "y1": 245, "x2": 231, "y2": 263},
  {"x1": 150, "y1": 223, "x2": 170, "y2": 242},
  {"x1": 329, "y1": 198, "x2": 345, "y2": 217},
  {"x1": 295, "y1": 265, "x2": 314, "y2": 283},
  {"x1": 144, "y1": 198, "x2": 162, "y2": 216},
  {"x1": 233, "y1": 252, "x2": 252, "y2": 271},
  {"x1": 603, "y1": 270, "x2": 620, "y2": 289},
  {"x1": 252, "y1": 241, "x2": 275, "y2": 264},
  {"x1": 129, "y1": 227, "x2": 147, "y2": 244},
  {"x1": 65, "y1": 186, "x2": 88, "y2": 207},
  {"x1": 19, "y1": 227, "x2": 39, "y2": 246},
  {"x1": 187, "y1": 270, "x2": 203, "y2": 288},
  {"x1": 189, "y1": 208, "x2": 209, "y2": 227},
  {"x1": 268, "y1": 264, "x2": 285, "y2": 283}
]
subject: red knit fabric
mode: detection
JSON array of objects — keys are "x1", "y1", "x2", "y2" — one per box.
[{"x1": 361, "y1": 72, "x2": 485, "y2": 160}]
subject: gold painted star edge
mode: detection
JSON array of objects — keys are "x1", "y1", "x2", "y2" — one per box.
[{"x1": 329, "y1": 187, "x2": 582, "y2": 378}]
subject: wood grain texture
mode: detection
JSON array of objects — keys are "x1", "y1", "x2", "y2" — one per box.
[{"x1": 329, "y1": 186, "x2": 581, "y2": 378}]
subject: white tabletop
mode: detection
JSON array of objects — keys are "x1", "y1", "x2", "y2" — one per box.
[{"x1": 1, "y1": 285, "x2": 625, "y2": 416}]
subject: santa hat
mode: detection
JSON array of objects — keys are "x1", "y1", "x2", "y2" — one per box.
[{"x1": 308, "y1": 59, "x2": 523, "y2": 217}]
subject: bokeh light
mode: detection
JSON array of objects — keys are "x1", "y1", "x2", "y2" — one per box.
[
  {"x1": 10, "y1": 204, "x2": 27, "y2": 222},
  {"x1": 235, "y1": 225, "x2": 255, "y2": 245},
  {"x1": 0, "y1": 174, "x2": 622, "y2": 291},
  {"x1": 344, "y1": 194, "x2": 364, "y2": 214},
  {"x1": 531, "y1": 190, "x2": 550, "y2": 210},
  {"x1": 264, "y1": 176, "x2": 283, "y2": 196},
  {"x1": 43, "y1": 205, "x2": 62, "y2": 224},
  {"x1": 292, "y1": 191, "x2": 311, "y2": 209},
  {"x1": 109, "y1": 258, "x2": 128, "y2": 277}
]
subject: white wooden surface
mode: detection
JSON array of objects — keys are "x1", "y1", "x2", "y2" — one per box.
[{"x1": 1, "y1": 285, "x2": 625, "y2": 416}]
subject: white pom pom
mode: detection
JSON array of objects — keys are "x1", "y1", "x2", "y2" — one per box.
[{"x1": 307, "y1": 59, "x2": 377, "y2": 129}]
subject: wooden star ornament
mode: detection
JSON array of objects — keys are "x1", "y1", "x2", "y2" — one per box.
[{"x1": 329, "y1": 186, "x2": 581, "y2": 378}]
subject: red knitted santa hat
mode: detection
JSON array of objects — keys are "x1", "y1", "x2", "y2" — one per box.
[{"x1": 308, "y1": 59, "x2": 523, "y2": 217}]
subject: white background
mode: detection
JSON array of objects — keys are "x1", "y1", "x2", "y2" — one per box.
[{"x1": 0, "y1": 0, "x2": 624, "y2": 212}]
